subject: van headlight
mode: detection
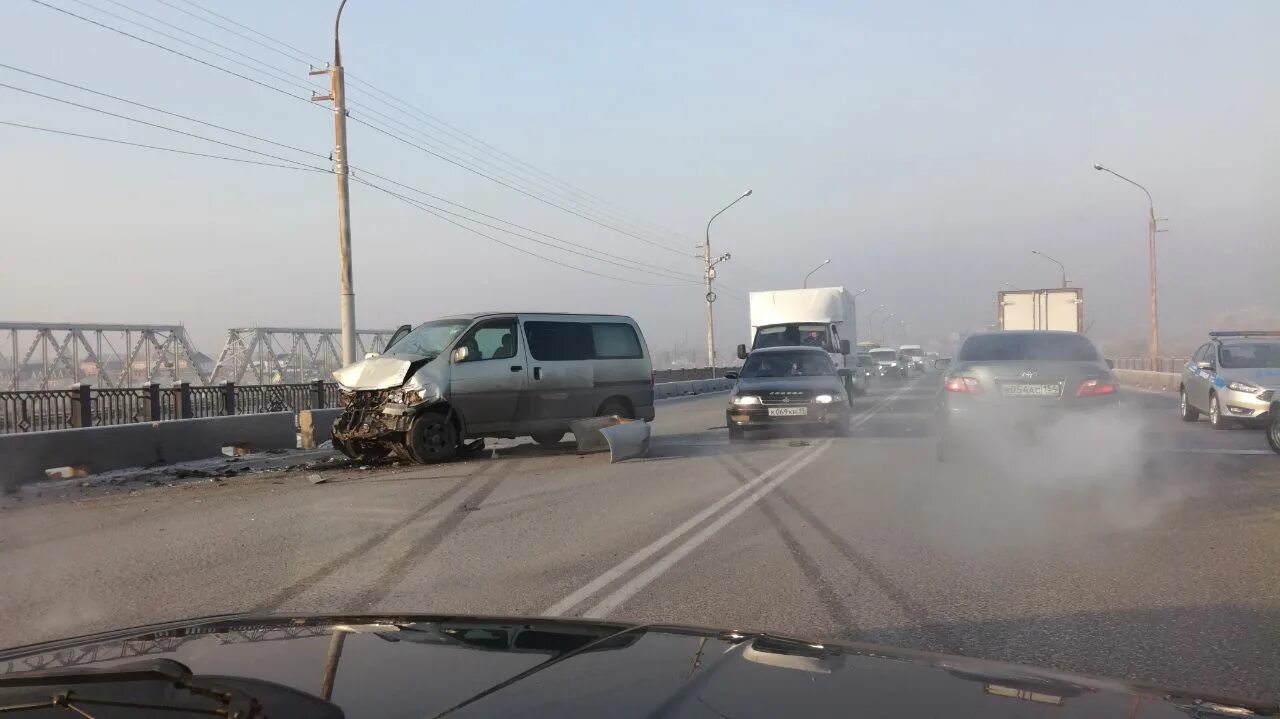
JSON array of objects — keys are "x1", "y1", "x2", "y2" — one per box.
[
  {"x1": 814, "y1": 394, "x2": 836, "y2": 404},
  {"x1": 731, "y1": 395, "x2": 761, "y2": 406},
  {"x1": 401, "y1": 376, "x2": 441, "y2": 406}
]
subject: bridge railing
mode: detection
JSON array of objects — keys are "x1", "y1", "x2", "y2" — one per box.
[
  {"x1": 1110, "y1": 357, "x2": 1189, "y2": 373},
  {"x1": 0, "y1": 381, "x2": 337, "y2": 435}
]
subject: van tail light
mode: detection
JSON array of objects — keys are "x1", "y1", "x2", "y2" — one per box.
[
  {"x1": 944, "y1": 376, "x2": 982, "y2": 394},
  {"x1": 1076, "y1": 379, "x2": 1117, "y2": 397}
]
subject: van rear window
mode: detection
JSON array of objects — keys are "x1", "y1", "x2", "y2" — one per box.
[{"x1": 524, "y1": 321, "x2": 643, "y2": 361}]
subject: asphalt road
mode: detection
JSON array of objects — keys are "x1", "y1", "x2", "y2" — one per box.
[{"x1": 2, "y1": 376, "x2": 1278, "y2": 701}]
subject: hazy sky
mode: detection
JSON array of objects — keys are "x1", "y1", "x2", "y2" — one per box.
[{"x1": 3, "y1": 0, "x2": 1277, "y2": 360}]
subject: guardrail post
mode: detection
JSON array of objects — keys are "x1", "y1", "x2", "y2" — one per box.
[
  {"x1": 174, "y1": 381, "x2": 192, "y2": 419},
  {"x1": 311, "y1": 379, "x2": 326, "y2": 409},
  {"x1": 70, "y1": 383, "x2": 92, "y2": 428},
  {"x1": 145, "y1": 382, "x2": 161, "y2": 421},
  {"x1": 222, "y1": 381, "x2": 236, "y2": 416}
]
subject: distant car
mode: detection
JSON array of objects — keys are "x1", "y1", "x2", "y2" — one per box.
[
  {"x1": 868, "y1": 348, "x2": 907, "y2": 379},
  {"x1": 725, "y1": 346, "x2": 852, "y2": 440},
  {"x1": 899, "y1": 344, "x2": 924, "y2": 374},
  {"x1": 1180, "y1": 331, "x2": 1280, "y2": 429},
  {"x1": 854, "y1": 353, "x2": 879, "y2": 392},
  {"x1": 935, "y1": 330, "x2": 1119, "y2": 462}
]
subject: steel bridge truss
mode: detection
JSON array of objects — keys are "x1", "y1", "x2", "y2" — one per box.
[
  {"x1": 0, "y1": 323, "x2": 208, "y2": 391},
  {"x1": 208, "y1": 327, "x2": 396, "y2": 384}
]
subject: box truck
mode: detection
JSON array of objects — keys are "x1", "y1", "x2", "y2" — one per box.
[
  {"x1": 736, "y1": 287, "x2": 859, "y2": 395},
  {"x1": 997, "y1": 288, "x2": 1084, "y2": 332}
]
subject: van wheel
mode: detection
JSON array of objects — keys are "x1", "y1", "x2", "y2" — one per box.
[
  {"x1": 531, "y1": 431, "x2": 565, "y2": 446},
  {"x1": 1179, "y1": 387, "x2": 1199, "y2": 421},
  {"x1": 597, "y1": 398, "x2": 633, "y2": 419},
  {"x1": 407, "y1": 411, "x2": 458, "y2": 463}
]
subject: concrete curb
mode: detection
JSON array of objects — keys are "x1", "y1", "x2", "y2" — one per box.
[{"x1": 653, "y1": 378, "x2": 735, "y2": 399}]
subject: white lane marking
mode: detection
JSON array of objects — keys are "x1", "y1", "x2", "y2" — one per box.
[
  {"x1": 581, "y1": 439, "x2": 833, "y2": 618},
  {"x1": 544, "y1": 381, "x2": 913, "y2": 618},
  {"x1": 1168, "y1": 448, "x2": 1275, "y2": 455},
  {"x1": 542, "y1": 445, "x2": 820, "y2": 616}
]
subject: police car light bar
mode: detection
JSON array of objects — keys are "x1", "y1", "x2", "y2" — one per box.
[{"x1": 1208, "y1": 331, "x2": 1280, "y2": 338}]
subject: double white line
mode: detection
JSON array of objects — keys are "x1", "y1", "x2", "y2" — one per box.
[{"x1": 545, "y1": 382, "x2": 913, "y2": 619}]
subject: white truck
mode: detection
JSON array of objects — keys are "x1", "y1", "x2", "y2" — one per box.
[
  {"x1": 997, "y1": 288, "x2": 1084, "y2": 332},
  {"x1": 737, "y1": 287, "x2": 859, "y2": 395}
]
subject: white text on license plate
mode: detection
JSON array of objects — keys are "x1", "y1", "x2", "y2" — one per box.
[
  {"x1": 767, "y1": 406, "x2": 808, "y2": 417},
  {"x1": 1002, "y1": 383, "x2": 1060, "y2": 397}
]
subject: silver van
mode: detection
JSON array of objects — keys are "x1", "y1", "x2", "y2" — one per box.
[{"x1": 331, "y1": 313, "x2": 655, "y2": 463}]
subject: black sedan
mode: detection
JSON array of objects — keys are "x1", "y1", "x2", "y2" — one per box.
[{"x1": 725, "y1": 346, "x2": 852, "y2": 440}]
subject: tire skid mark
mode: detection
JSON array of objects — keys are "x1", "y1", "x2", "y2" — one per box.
[
  {"x1": 345, "y1": 460, "x2": 524, "y2": 611},
  {"x1": 734, "y1": 411, "x2": 964, "y2": 653},
  {"x1": 252, "y1": 460, "x2": 499, "y2": 613},
  {"x1": 717, "y1": 454, "x2": 861, "y2": 634}
]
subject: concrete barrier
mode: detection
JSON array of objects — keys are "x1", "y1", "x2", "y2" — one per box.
[
  {"x1": 299, "y1": 408, "x2": 343, "y2": 449},
  {"x1": 1114, "y1": 369, "x2": 1180, "y2": 393},
  {"x1": 0, "y1": 423, "x2": 160, "y2": 492},
  {"x1": 654, "y1": 378, "x2": 734, "y2": 399},
  {"x1": 154, "y1": 413, "x2": 296, "y2": 462}
]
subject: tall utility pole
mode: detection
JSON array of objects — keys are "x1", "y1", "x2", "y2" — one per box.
[
  {"x1": 702, "y1": 190, "x2": 752, "y2": 371},
  {"x1": 1094, "y1": 163, "x2": 1160, "y2": 359},
  {"x1": 310, "y1": 0, "x2": 357, "y2": 366}
]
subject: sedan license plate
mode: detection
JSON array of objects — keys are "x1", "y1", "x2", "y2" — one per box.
[
  {"x1": 767, "y1": 406, "x2": 808, "y2": 417},
  {"x1": 1001, "y1": 383, "x2": 1061, "y2": 398}
]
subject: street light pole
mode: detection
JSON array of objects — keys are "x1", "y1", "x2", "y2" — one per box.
[
  {"x1": 310, "y1": 0, "x2": 356, "y2": 365},
  {"x1": 803, "y1": 259, "x2": 831, "y2": 288},
  {"x1": 879, "y1": 314, "x2": 895, "y2": 345},
  {"x1": 1031, "y1": 250, "x2": 1068, "y2": 288},
  {"x1": 703, "y1": 190, "x2": 751, "y2": 370},
  {"x1": 1094, "y1": 163, "x2": 1160, "y2": 359},
  {"x1": 868, "y1": 304, "x2": 887, "y2": 342}
]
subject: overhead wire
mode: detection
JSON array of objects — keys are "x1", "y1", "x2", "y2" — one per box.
[
  {"x1": 161, "y1": 0, "x2": 700, "y2": 249},
  {"x1": 0, "y1": 63, "x2": 701, "y2": 284},
  {"x1": 0, "y1": 120, "x2": 329, "y2": 172}
]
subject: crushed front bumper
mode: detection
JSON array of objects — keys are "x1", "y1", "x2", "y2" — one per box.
[{"x1": 333, "y1": 390, "x2": 416, "y2": 442}]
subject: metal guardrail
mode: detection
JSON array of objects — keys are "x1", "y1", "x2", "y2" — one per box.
[
  {"x1": 1110, "y1": 357, "x2": 1189, "y2": 373},
  {"x1": 0, "y1": 381, "x2": 335, "y2": 435}
]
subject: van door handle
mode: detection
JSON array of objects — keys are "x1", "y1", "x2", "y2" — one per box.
[
  {"x1": 510, "y1": 365, "x2": 523, "y2": 372},
  {"x1": 533, "y1": 367, "x2": 543, "y2": 380}
]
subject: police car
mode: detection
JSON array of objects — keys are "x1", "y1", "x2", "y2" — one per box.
[{"x1": 1180, "y1": 331, "x2": 1280, "y2": 429}]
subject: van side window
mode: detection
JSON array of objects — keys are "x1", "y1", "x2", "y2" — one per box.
[
  {"x1": 459, "y1": 319, "x2": 518, "y2": 361},
  {"x1": 591, "y1": 323, "x2": 642, "y2": 359},
  {"x1": 525, "y1": 321, "x2": 592, "y2": 361}
]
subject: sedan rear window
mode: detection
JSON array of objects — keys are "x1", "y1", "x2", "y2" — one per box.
[{"x1": 959, "y1": 333, "x2": 1100, "y2": 362}]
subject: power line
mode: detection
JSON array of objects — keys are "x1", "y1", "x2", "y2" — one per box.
[
  {"x1": 0, "y1": 62, "x2": 699, "y2": 283},
  {"x1": 26, "y1": 0, "x2": 312, "y2": 106},
  {"x1": 165, "y1": 0, "x2": 699, "y2": 247},
  {"x1": 35, "y1": 0, "x2": 706, "y2": 264},
  {"x1": 0, "y1": 62, "x2": 326, "y2": 162},
  {"x1": 348, "y1": 114, "x2": 692, "y2": 258},
  {"x1": 0, "y1": 120, "x2": 329, "y2": 172},
  {"x1": 0, "y1": 81, "x2": 324, "y2": 171},
  {"x1": 351, "y1": 176, "x2": 684, "y2": 288}
]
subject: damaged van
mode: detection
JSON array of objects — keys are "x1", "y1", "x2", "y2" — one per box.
[{"x1": 331, "y1": 313, "x2": 656, "y2": 463}]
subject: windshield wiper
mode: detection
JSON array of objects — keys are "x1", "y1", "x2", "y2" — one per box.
[{"x1": 0, "y1": 658, "x2": 339, "y2": 718}]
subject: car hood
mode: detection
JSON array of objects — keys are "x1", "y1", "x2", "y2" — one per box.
[
  {"x1": 0, "y1": 614, "x2": 1269, "y2": 718},
  {"x1": 735, "y1": 376, "x2": 845, "y2": 393},
  {"x1": 332, "y1": 353, "x2": 434, "y2": 390},
  {"x1": 1220, "y1": 367, "x2": 1280, "y2": 389}
]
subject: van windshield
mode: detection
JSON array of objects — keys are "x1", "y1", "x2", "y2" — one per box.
[{"x1": 384, "y1": 319, "x2": 472, "y2": 357}]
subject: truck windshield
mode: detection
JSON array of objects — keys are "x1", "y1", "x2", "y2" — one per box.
[
  {"x1": 960, "y1": 333, "x2": 1099, "y2": 362},
  {"x1": 900, "y1": 348, "x2": 923, "y2": 357},
  {"x1": 754, "y1": 324, "x2": 830, "y2": 351},
  {"x1": 741, "y1": 351, "x2": 835, "y2": 378},
  {"x1": 1219, "y1": 342, "x2": 1280, "y2": 369},
  {"x1": 383, "y1": 319, "x2": 472, "y2": 357},
  {"x1": 870, "y1": 350, "x2": 897, "y2": 362}
]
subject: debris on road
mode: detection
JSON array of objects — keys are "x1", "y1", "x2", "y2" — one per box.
[{"x1": 308, "y1": 474, "x2": 328, "y2": 485}]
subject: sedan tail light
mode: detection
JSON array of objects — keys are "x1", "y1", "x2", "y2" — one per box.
[
  {"x1": 944, "y1": 375, "x2": 982, "y2": 394},
  {"x1": 1076, "y1": 378, "x2": 1117, "y2": 397}
]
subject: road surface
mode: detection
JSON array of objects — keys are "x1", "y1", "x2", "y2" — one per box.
[{"x1": 2, "y1": 377, "x2": 1277, "y2": 701}]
